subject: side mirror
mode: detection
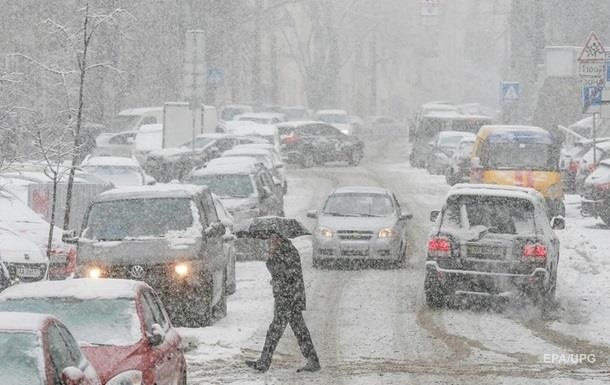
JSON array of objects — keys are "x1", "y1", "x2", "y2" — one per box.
[
  {"x1": 61, "y1": 367, "x2": 85, "y2": 385},
  {"x1": 62, "y1": 230, "x2": 79, "y2": 245},
  {"x1": 551, "y1": 216, "x2": 565, "y2": 230},
  {"x1": 399, "y1": 213, "x2": 413, "y2": 221},
  {"x1": 205, "y1": 222, "x2": 226, "y2": 238},
  {"x1": 430, "y1": 210, "x2": 440, "y2": 222},
  {"x1": 306, "y1": 210, "x2": 318, "y2": 219},
  {"x1": 147, "y1": 323, "x2": 165, "y2": 346}
]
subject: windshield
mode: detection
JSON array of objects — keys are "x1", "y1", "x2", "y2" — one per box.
[
  {"x1": 323, "y1": 193, "x2": 395, "y2": 217},
  {"x1": 485, "y1": 143, "x2": 558, "y2": 170},
  {"x1": 82, "y1": 165, "x2": 143, "y2": 186},
  {"x1": 439, "y1": 135, "x2": 468, "y2": 148},
  {"x1": 0, "y1": 332, "x2": 44, "y2": 385},
  {"x1": 84, "y1": 198, "x2": 194, "y2": 240},
  {"x1": 190, "y1": 174, "x2": 255, "y2": 198},
  {"x1": 441, "y1": 196, "x2": 535, "y2": 235},
  {"x1": 110, "y1": 115, "x2": 139, "y2": 132},
  {"x1": 317, "y1": 113, "x2": 348, "y2": 124},
  {"x1": 0, "y1": 299, "x2": 140, "y2": 346}
]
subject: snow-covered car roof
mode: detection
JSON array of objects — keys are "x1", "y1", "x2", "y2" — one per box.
[
  {"x1": 424, "y1": 111, "x2": 491, "y2": 120},
  {"x1": 0, "y1": 312, "x2": 55, "y2": 332},
  {"x1": 276, "y1": 120, "x2": 320, "y2": 129},
  {"x1": 224, "y1": 121, "x2": 278, "y2": 136},
  {"x1": 236, "y1": 112, "x2": 284, "y2": 120},
  {"x1": 118, "y1": 107, "x2": 162, "y2": 116},
  {"x1": 206, "y1": 156, "x2": 262, "y2": 169},
  {"x1": 96, "y1": 184, "x2": 207, "y2": 201},
  {"x1": 0, "y1": 279, "x2": 148, "y2": 301},
  {"x1": 446, "y1": 183, "x2": 543, "y2": 202},
  {"x1": 332, "y1": 186, "x2": 391, "y2": 195},
  {"x1": 480, "y1": 125, "x2": 553, "y2": 144},
  {"x1": 438, "y1": 131, "x2": 477, "y2": 139},
  {"x1": 82, "y1": 156, "x2": 141, "y2": 167},
  {"x1": 192, "y1": 162, "x2": 258, "y2": 176},
  {"x1": 316, "y1": 109, "x2": 348, "y2": 115}
]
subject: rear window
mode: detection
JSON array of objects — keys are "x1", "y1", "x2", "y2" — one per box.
[
  {"x1": 0, "y1": 331, "x2": 44, "y2": 385},
  {"x1": 441, "y1": 195, "x2": 535, "y2": 235},
  {"x1": 190, "y1": 174, "x2": 255, "y2": 198},
  {"x1": 84, "y1": 198, "x2": 194, "y2": 240}
]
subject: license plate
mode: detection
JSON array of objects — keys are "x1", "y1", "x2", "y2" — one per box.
[
  {"x1": 16, "y1": 267, "x2": 42, "y2": 278},
  {"x1": 466, "y1": 245, "x2": 505, "y2": 259}
]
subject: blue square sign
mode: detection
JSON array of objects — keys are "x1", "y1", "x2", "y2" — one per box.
[{"x1": 501, "y1": 81, "x2": 521, "y2": 101}]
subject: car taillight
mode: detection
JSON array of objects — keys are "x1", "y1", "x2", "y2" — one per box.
[
  {"x1": 428, "y1": 237, "x2": 452, "y2": 258},
  {"x1": 596, "y1": 182, "x2": 610, "y2": 191},
  {"x1": 569, "y1": 160, "x2": 579, "y2": 173},
  {"x1": 522, "y1": 243, "x2": 547, "y2": 263},
  {"x1": 282, "y1": 133, "x2": 300, "y2": 145}
]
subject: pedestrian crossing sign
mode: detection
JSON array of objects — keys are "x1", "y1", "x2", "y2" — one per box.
[{"x1": 501, "y1": 81, "x2": 521, "y2": 101}]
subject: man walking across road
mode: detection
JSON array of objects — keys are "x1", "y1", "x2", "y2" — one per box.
[{"x1": 246, "y1": 231, "x2": 320, "y2": 373}]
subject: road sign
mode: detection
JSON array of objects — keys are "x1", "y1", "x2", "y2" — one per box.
[
  {"x1": 207, "y1": 68, "x2": 224, "y2": 86},
  {"x1": 578, "y1": 32, "x2": 605, "y2": 62},
  {"x1": 579, "y1": 61, "x2": 605, "y2": 78},
  {"x1": 500, "y1": 81, "x2": 521, "y2": 101},
  {"x1": 582, "y1": 83, "x2": 603, "y2": 113},
  {"x1": 601, "y1": 89, "x2": 610, "y2": 118}
]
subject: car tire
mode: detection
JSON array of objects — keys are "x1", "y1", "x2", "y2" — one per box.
[
  {"x1": 394, "y1": 243, "x2": 407, "y2": 269},
  {"x1": 301, "y1": 151, "x2": 315, "y2": 168},
  {"x1": 424, "y1": 272, "x2": 446, "y2": 308}
]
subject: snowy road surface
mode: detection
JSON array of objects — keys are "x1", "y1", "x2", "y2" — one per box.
[{"x1": 179, "y1": 138, "x2": 610, "y2": 384}]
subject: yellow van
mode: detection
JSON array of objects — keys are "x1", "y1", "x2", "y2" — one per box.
[{"x1": 470, "y1": 125, "x2": 564, "y2": 216}]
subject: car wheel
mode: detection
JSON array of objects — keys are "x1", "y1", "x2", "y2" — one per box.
[
  {"x1": 349, "y1": 148, "x2": 363, "y2": 166},
  {"x1": 424, "y1": 272, "x2": 446, "y2": 308},
  {"x1": 301, "y1": 151, "x2": 315, "y2": 168},
  {"x1": 394, "y1": 243, "x2": 407, "y2": 269}
]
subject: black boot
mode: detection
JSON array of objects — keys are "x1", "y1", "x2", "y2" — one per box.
[{"x1": 296, "y1": 359, "x2": 321, "y2": 373}]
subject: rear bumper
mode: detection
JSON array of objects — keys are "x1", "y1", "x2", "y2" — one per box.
[{"x1": 425, "y1": 260, "x2": 549, "y2": 294}]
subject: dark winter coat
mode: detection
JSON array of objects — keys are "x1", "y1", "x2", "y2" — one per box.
[{"x1": 265, "y1": 237, "x2": 306, "y2": 311}]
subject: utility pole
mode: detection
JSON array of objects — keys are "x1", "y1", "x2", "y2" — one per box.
[
  {"x1": 370, "y1": 33, "x2": 378, "y2": 115},
  {"x1": 252, "y1": 0, "x2": 263, "y2": 107}
]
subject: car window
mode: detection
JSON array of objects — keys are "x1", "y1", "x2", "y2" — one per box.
[
  {"x1": 316, "y1": 124, "x2": 340, "y2": 136},
  {"x1": 141, "y1": 116, "x2": 157, "y2": 125},
  {"x1": 201, "y1": 192, "x2": 219, "y2": 223}
]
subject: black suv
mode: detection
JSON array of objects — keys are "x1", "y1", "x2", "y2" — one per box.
[{"x1": 278, "y1": 121, "x2": 364, "y2": 167}]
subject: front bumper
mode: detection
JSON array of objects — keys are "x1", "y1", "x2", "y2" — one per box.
[
  {"x1": 313, "y1": 237, "x2": 401, "y2": 261},
  {"x1": 425, "y1": 260, "x2": 549, "y2": 295}
]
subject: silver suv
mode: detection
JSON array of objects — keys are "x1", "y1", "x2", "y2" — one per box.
[
  {"x1": 68, "y1": 185, "x2": 229, "y2": 327},
  {"x1": 425, "y1": 184, "x2": 564, "y2": 308}
]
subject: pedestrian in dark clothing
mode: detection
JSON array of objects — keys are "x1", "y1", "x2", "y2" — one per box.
[{"x1": 246, "y1": 232, "x2": 320, "y2": 373}]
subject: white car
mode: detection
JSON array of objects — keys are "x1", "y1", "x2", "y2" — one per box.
[
  {"x1": 235, "y1": 112, "x2": 285, "y2": 125},
  {"x1": 81, "y1": 156, "x2": 154, "y2": 186},
  {"x1": 315, "y1": 109, "x2": 354, "y2": 135},
  {"x1": 0, "y1": 228, "x2": 48, "y2": 286},
  {"x1": 0, "y1": 189, "x2": 74, "y2": 280},
  {"x1": 222, "y1": 121, "x2": 281, "y2": 152},
  {"x1": 231, "y1": 143, "x2": 287, "y2": 193}
]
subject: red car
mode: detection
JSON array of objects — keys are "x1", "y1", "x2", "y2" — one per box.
[
  {"x1": 0, "y1": 312, "x2": 101, "y2": 385},
  {"x1": 0, "y1": 279, "x2": 187, "y2": 385}
]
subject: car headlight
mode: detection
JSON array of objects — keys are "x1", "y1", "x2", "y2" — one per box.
[
  {"x1": 87, "y1": 267, "x2": 103, "y2": 279},
  {"x1": 315, "y1": 226, "x2": 334, "y2": 239},
  {"x1": 378, "y1": 227, "x2": 397, "y2": 238},
  {"x1": 340, "y1": 129, "x2": 350, "y2": 135},
  {"x1": 174, "y1": 262, "x2": 190, "y2": 277},
  {"x1": 106, "y1": 370, "x2": 142, "y2": 385}
]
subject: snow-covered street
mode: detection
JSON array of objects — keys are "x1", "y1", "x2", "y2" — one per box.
[{"x1": 178, "y1": 138, "x2": 610, "y2": 384}]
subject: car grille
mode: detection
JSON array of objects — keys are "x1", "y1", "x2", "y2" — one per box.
[
  {"x1": 5, "y1": 263, "x2": 47, "y2": 282},
  {"x1": 337, "y1": 231, "x2": 374, "y2": 241},
  {"x1": 341, "y1": 248, "x2": 369, "y2": 257}
]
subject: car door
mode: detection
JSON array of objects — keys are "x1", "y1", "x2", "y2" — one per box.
[
  {"x1": 140, "y1": 291, "x2": 177, "y2": 385},
  {"x1": 197, "y1": 192, "x2": 226, "y2": 306}
]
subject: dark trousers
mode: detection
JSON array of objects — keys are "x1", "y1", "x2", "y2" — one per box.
[{"x1": 260, "y1": 307, "x2": 319, "y2": 366}]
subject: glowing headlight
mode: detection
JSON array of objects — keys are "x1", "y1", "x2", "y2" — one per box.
[
  {"x1": 88, "y1": 267, "x2": 102, "y2": 279},
  {"x1": 106, "y1": 370, "x2": 143, "y2": 385},
  {"x1": 315, "y1": 226, "x2": 334, "y2": 239},
  {"x1": 378, "y1": 227, "x2": 397, "y2": 238},
  {"x1": 174, "y1": 263, "x2": 190, "y2": 277},
  {"x1": 340, "y1": 129, "x2": 350, "y2": 135}
]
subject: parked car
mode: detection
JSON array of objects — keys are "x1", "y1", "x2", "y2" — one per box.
[
  {"x1": 222, "y1": 121, "x2": 281, "y2": 152},
  {"x1": 0, "y1": 312, "x2": 101, "y2": 385},
  {"x1": 424, "y1": 184, "x2": 563, "y2": 308},
  {"x1": 0, "y1": 279, "x2": 187, "y2": 385},
  {"x1": 445, "y1": 137, "x2": 476, "y2": 186},
  {"x1": 212, "y1": 194, "x2": 237, "y2": 294},
  {"x1": 231, "y1": 143, "x2": 287, "y2": 193},
  {"x1": 70, "y1": 185, "x2": 229, "y2": 327},
  {"x1": 315, "y1": 109, "x2": 354, "y2": 135},
  {"x1": 426, "y1": 131, "x2": 476, "y2": 175},
  {"x1": 559, "y1": 142, "x2": 593, "y2": 193},
  {"x1": 143, "y1": 133, "x2": 238, "y2": 183},
  {"x1": 186, "y1": 157, "x2": 284, "y2": 223},
  {"x1": 81, "y1": 156, "x2": 154, "y2": 187},
  {"x1": 235, "y1": 112, "x2": 285, "y2": 125},
  {"x1": 219, "y1": 104, "x2": 253, "y2": 121},
  {"x1": 0, "y1": 190, "x2": 75, "y2": 280},
  {"x1": 0, "y1": 227, "x2": 48, "y2": 285},
  {"x1": 277, "y1": 121, "x2": 365, "y2": 167},
  {"x1": 307, "y1": 186, "x2": 412, "y2": 268},
  {"x1": 94, "y1": 130, "x2": 139, "y2": 158},
  {"x1": 574, "y1": 141, "x2": 610, "y2": 194},
  {"x1": 223, "y1": 146, "x2": 286, "y2": 194},
  {"x1": 580, "y1": 159, "x2": 610, "y2": 225},
  {"x1": 133, "y1": 123, "x2": 163, "y2": 164}
]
